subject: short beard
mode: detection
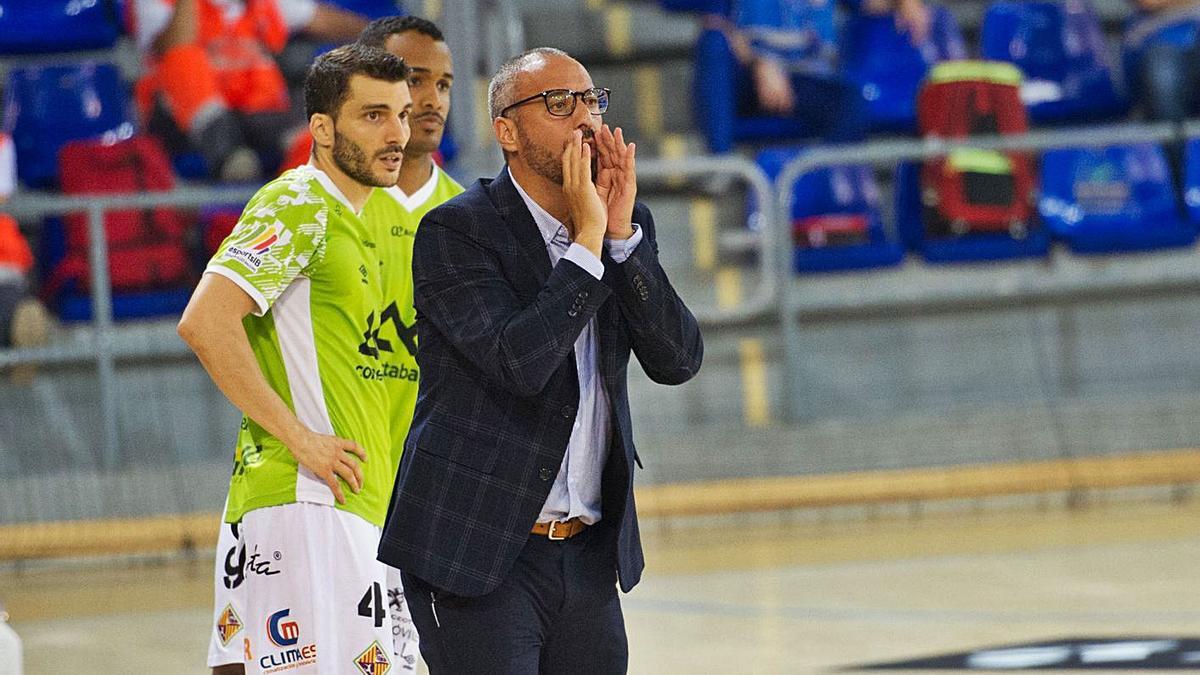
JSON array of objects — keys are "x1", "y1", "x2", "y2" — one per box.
[
  {"x1": 332, "y1": 130, "x2": 392, "y2": 188},
  {"x1": 516, "y1": 125, "x2": 597, "y2": 185}
]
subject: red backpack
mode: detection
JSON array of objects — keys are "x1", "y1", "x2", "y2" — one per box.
[
  {"x1": 46, "y1": 135, "x2": 194, "y2": 298},
  {"x1": 917, "y1": 61, "x2": 1036, "y2": 238}
]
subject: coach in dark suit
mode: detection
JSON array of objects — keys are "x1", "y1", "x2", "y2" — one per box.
[{"x1": 377, "y1": 46, "x2": 703, "y2": 674}]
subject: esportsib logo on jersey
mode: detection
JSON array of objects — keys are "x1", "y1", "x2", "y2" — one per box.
[
  {"x1": 223, "y1": 221, "x2": 293, "y2": 271},
  {"x1": 267, "y1": 608, "x2": 300, "y2": 647}
]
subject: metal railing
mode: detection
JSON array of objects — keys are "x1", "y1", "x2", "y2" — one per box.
[
  {"x1": 0, "y1": 155, "x2": 771, "y2": 464},
  {"x1": 5, "y1": 119, "x2": 1200, "y2": 458},
  {"x1": 3, "y1": 186, "x2": 257, "y2": 467},
  {"x1": 638, "y1": 155, "x2": 776, "y2": 326},
  {"x1": 773, "y1": 120, "x2": 1200, "y2": 422}
]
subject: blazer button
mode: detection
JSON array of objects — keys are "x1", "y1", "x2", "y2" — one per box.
[
  {"x1": 560, "y1": 404, "x2": 574, "y2": 419},
  {"x1": 580, "y1": 291, "x2": 589, "y2": 300},
  {"x1": 539, "y1": 467, "x2": 554, "y2": 481},
  {"x1": 567, "y1": 309, "x2": 578, "y2": 317}
]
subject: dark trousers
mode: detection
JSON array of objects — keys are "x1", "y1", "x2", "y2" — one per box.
[
  {"x1": 401, "y1": 525, "x2": 628, "y2": 674},
  {"x1": 1133, "y1": 41, "x2": 1200, "y2": 193},
  {"x1": 735, "y1": 66, "x2": 870, "y2": 144}
]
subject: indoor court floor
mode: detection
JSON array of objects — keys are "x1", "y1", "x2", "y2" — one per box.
[{"x1": 4, "y1": 493, "x2": 1200, "y2": 673}]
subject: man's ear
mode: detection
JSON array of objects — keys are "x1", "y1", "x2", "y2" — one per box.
[
  {"x1": 493, "y1": 116, "x2": 519, "y2": 155},
  {"x1": 310, "y1": 113, "x2": 335, "y2": 150}
]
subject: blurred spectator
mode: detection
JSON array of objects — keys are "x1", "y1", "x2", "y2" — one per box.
[
  {"x1": 711, "y1": 0, "x2": 931, "y2": 143},
  {"x1": 1124, "y1": 0, "x2": 1200, "y2": 189},
  {"x1": 0, "y1": 133, "x2": 51, "y2": 379},
  {"x1": 130, "y1": 0, "x2": 369, "y2": 182},
  {"x1": 1125, "y1": 0, "x2": 1200, "y2": 123}
]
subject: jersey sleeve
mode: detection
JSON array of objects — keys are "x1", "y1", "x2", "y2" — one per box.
[{"x1": 205, "y1": 184, "x2": 328, "y2": 316}]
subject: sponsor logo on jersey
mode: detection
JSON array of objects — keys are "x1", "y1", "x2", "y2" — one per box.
[
  {"x1": 259, "y1": 609, "x2": 317, "y2": 673},
  {"x1": 267, "y1": 608, "x2": 300, "y2": 647},
  {"x1": 355, "y1": 362, "x2": 419, "y2": 382},
  {"x1": 260, "y1": 643, "x2": 318, "y2": 673},
  {"x1": 216, "y1": 604, "x2": 242, "y2": 646},
  {"x1": 232, "y1": 444, "x2": 265, "y2": 478},
  {"x1": 356, "y1": 301, "x2": 419, "y2": 381},
  {"x1": 223, "y1": 221, "x2": 292, "y2": 271},
  {"x1": 222, "y1": 523, "x2": 246, "y2": 590},
  {"x1": 358, "y1": 302, "x2": 417, "y2": 360},
  {"x1": 354, "y1": 641, "x2": 392, "y2": 675},
  {"x1": 246, "y1": 544, "x2": 282, "y2": 578}
]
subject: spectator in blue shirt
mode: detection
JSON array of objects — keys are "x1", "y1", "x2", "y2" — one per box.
[
  {"x1": 1124, "y1": 0, "x2": 1200, "y2": 189},
  {"x1": 711, "y1": 0, "x2": 930, "y2": 142},
  {"x1": 1125, "y1": 0, "x2": 1200, "y2": 123}
]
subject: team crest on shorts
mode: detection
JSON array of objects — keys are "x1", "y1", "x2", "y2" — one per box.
[
  {"x1": 217, "y1": 604, "x2": 243, "y2": 645},
  {"x1": 354, "y1": 640, "x2": 391, "y2": 675}
]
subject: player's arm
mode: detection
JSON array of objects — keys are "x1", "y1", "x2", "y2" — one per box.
[{"x1": 177, "y1": 274, "x2": 365, "y2": 503}]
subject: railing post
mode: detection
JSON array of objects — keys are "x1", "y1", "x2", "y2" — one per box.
[
  {"x1": 775, "y1": 165, "x2": 801, "y2": 423},
  {"x1": 86, "y1": 203, "x2": 120, "y2": 469}
]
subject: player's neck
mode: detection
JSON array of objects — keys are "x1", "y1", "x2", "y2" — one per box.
[
  {"x1": 312, "y1": 151, "x2": 371, "y2": 214},
  {"x1": 396, "y1": 153, "x2": 435, "y2": 196},
  {"x1": 508, "y1": 161, "x2": 570, "y2": 228}
]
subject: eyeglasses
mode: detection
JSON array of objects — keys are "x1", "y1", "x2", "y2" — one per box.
[{"x1": 499, "y1": 87, "x2": 610, "y2": 118}]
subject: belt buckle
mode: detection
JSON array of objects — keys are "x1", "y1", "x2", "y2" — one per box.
[{"x1": 547, "y1": 520, "x2": 568, "y2": 541}]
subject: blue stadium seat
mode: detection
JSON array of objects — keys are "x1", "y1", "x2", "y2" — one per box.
[
  {"x1": 841, "y1": 5, "x2": 966, "y2": 133},
  {"x1": 4, "y1": 63, "x2": 133, "y2": 189},
  {"x1": 1186, "y1": 139, "x2": 1200, "y2": 226},
  {"x1": 981, "y1": 0, "x2": 1126, "y2": 125},
  {"x1": 894, "y1": 162, "x2": 1052, "y2": 263},
  {"x1": 694, "y1": 28, "x2": 813, "y2": 153},
  {"x1": 757, "y1": 147, "x2": 904, "y2": 273},
  {"x1": 0, "y1": 0, "x2": 124, "y2": 55},
  {"x1": 1040, "y1": 144, "x2": 1196, "y2": 253}
]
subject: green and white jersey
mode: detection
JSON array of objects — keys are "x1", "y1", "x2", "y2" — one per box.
[
  {"x1": 207, "y1": 164, "x2": 392, "y2": 527},
  {"x1": 364, "y1": 164, "x2": 464, "y2": 469}
]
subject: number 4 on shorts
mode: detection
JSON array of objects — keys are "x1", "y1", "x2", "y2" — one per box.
[{"x1": 358, "y1": 581, "x2": 385, "y2": 628}]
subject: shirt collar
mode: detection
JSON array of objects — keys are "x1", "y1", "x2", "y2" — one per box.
[
  {"x1": 507, "y1": 166, "x2": 567, "y2": 247},
  {"x1": 303, "y1": 162, "x2": 363, "y2": 216},
  {"x1": 386, "y1": 164, "x2": 442, "y2": 213}
]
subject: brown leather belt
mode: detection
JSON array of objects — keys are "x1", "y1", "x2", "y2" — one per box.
[{"x1": 531, "y1": 517, "x2": 587, "y2": 540}]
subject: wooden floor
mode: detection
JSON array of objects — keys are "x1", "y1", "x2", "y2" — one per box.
[{"x1": 4, "y1": 495, "x2": 1200, "y2": 673}]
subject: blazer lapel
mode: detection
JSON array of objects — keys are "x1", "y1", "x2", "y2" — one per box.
[{"x1": 487, "y1": 167, "x2": 553, "y2": 285}]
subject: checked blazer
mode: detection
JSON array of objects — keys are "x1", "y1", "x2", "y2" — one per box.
[{"x1": 377, "y1": 167, "x2": 703, "y2": 598}]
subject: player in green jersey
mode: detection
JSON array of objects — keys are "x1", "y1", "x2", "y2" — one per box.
[
  {"x1": 355, "y1": 17, "x2": 465, "y2": 671},
  {"x1": 358, "y1": 15, "x2": 464, "y2": 470},
  {"x1": 180, "y1": 43, "x2": 412, "y2": 675}
]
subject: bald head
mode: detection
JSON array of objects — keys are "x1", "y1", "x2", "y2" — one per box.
[{"x1": 487, "y1": 47, "x2": 576, "y2": 119}]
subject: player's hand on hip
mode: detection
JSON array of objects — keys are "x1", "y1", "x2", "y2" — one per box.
[
  {"x1": 287, "y1": 430, "x2": 367, "y2": 504},
  {"x1": 562, "y1": 129, "x2": 606, "y2": 257},
  {"x1": 596, "y1": 124, "x2": 637, "y2": 240}
]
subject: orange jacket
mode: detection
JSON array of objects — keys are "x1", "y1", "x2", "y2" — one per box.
[
  {"x1": 0, "y1": 215, "x2": 32, "y2": 275},
  {"x1": 134, "y1": 0, "x2": 291, "y2": 130}
]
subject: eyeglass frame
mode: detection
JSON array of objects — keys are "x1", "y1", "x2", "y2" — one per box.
[{"x1": 498, "y1": 87, "x2": 611, "y2": 118}]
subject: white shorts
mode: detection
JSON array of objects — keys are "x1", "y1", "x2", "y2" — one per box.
[
  {"x1": 206, "y1": 501, "x2": 419, "y2": 674},
  {"x1": 207, "y1": 503, "x2": 247, "y2": 668}
]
